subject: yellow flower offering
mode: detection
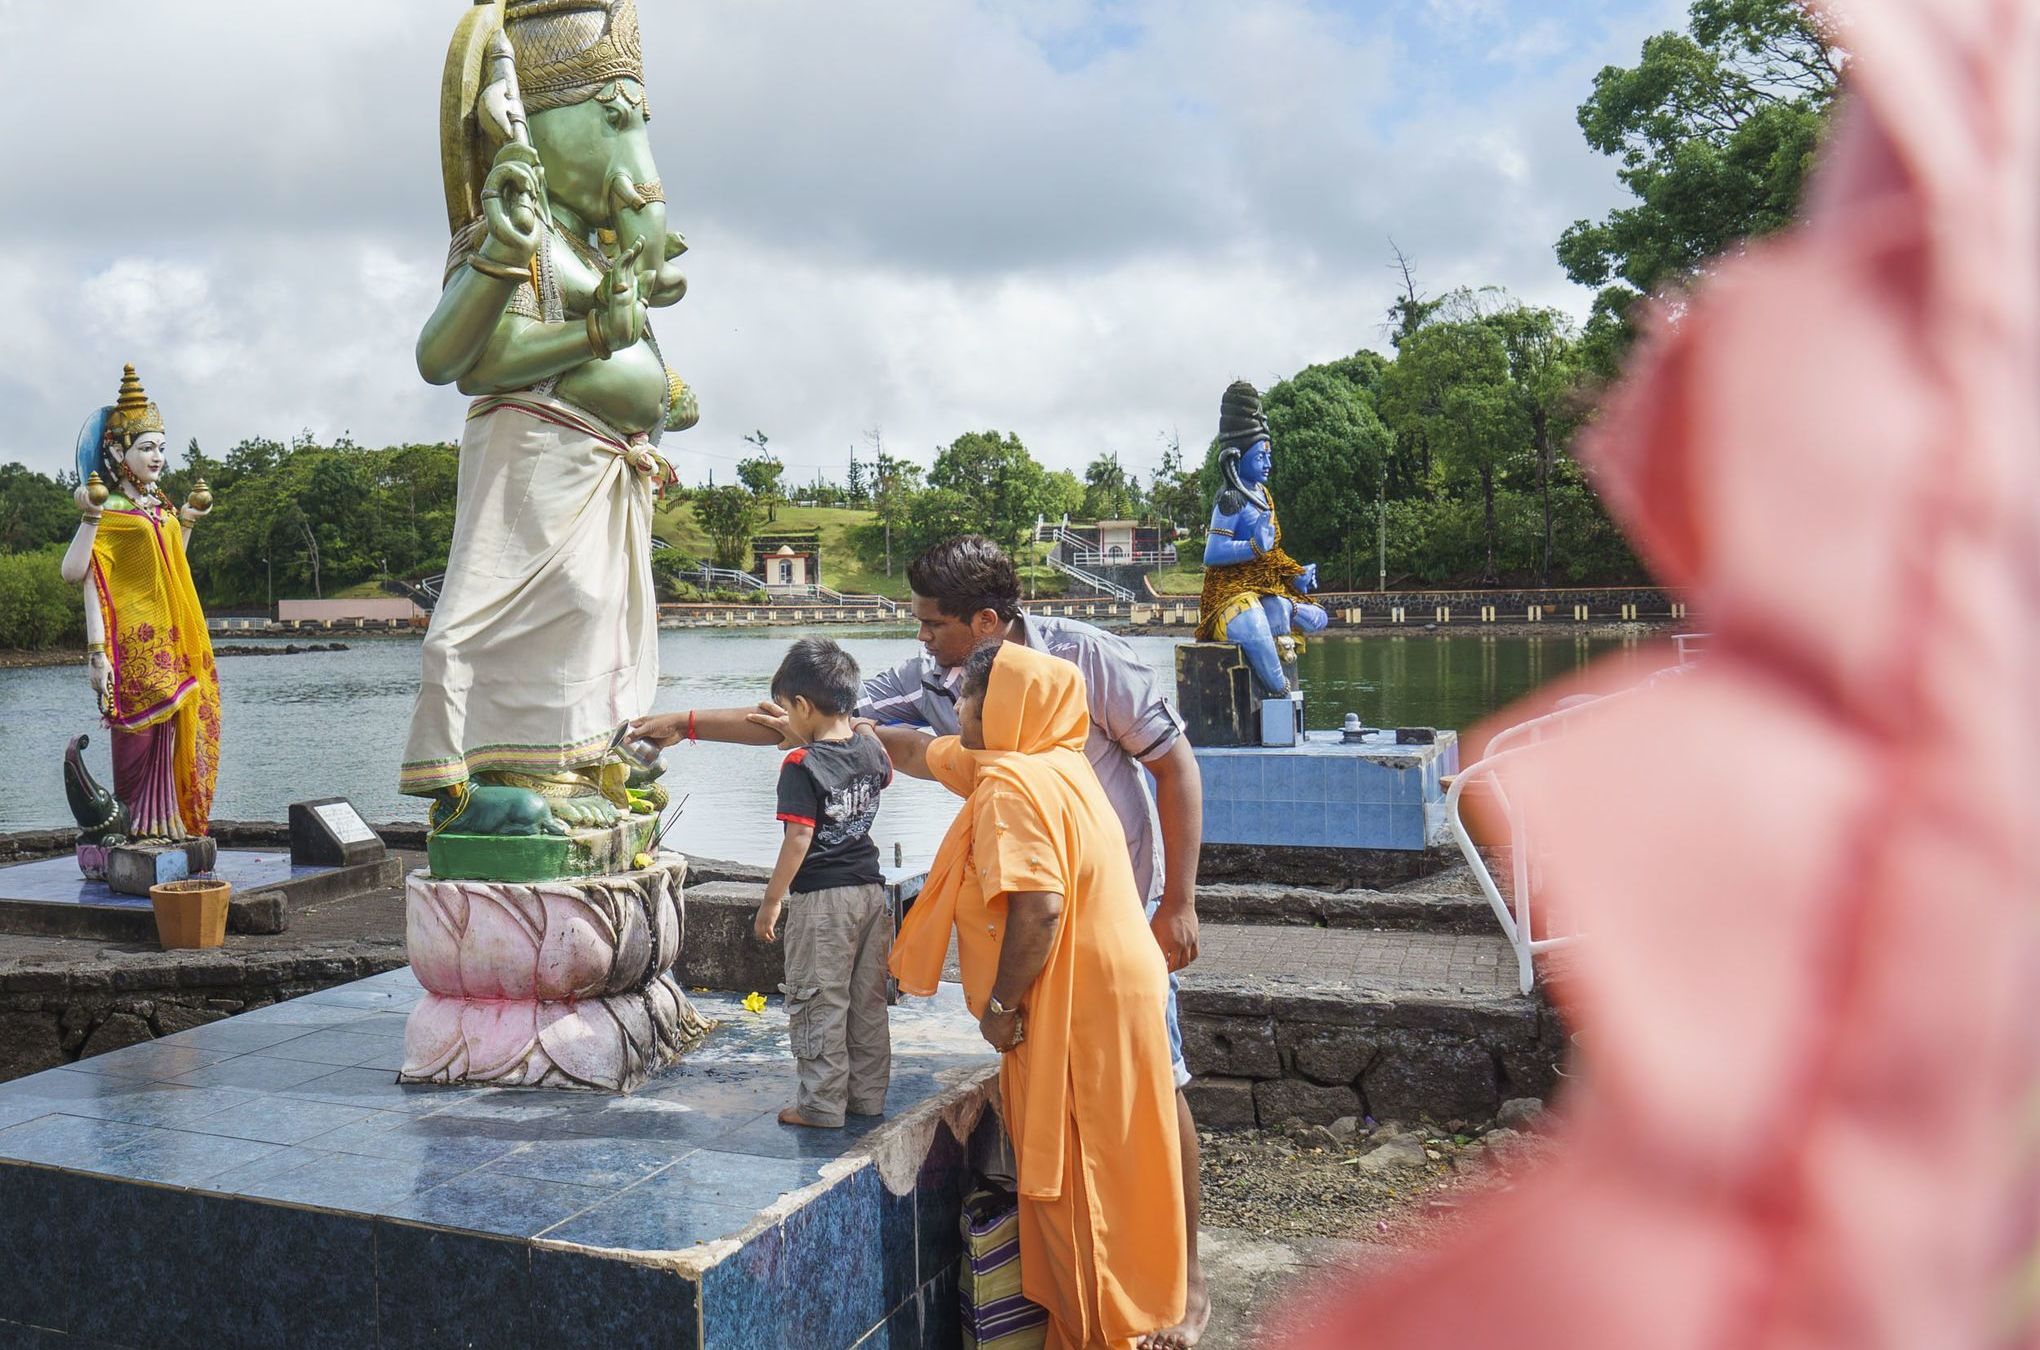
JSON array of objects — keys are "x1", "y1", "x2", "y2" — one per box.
[{"x1": 742, "y1": 991, "x2": 767, "y2": 1015}]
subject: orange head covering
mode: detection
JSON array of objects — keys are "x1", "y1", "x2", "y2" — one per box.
[
  {"x1": 925, "y1": 641, "x2": 1091, "y2": 799},
  {"x1": 894, "y1": 641, "x2": 1108, "y2": 1206}
]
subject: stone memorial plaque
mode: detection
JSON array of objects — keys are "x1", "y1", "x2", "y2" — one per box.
[{"x1": 289, "y1": 798, "x2": 387, "y2": 868}]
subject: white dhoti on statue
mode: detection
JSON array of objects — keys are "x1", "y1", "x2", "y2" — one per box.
[{"x1": 400, "y1": 393, "x2": 659, "y2": 796}]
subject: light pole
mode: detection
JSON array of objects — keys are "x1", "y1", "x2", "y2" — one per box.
[{"x1": 1376, "y1": 462, "x2": 1387, "y2": 593}]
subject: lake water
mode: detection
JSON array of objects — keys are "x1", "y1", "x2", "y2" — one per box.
[{"x1": 0, "y1": 628, "x2": 1653, "y2": 868}]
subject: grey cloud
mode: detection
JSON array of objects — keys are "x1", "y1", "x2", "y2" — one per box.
[{"x1": 0, "y1": 0, "x2": 1672, "y2": 482}]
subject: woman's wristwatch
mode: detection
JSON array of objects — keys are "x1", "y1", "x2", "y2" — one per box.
[{"x1": 986, "y1": 994, "x2": 1016, "y2": 1018}]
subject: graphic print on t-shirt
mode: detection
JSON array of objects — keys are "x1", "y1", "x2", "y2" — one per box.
[{"x1": 775, "y1": 735, "x2": 893, "y2": 893}]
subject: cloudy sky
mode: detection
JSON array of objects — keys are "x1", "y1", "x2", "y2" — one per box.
[{"x1": 0, "y1": 0, "x2": 1681, "y2": 488}]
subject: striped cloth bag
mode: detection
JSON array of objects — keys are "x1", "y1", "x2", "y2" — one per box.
[{"x1": 960, "y1": 1189, "x2": 1049, "y2": 1349}]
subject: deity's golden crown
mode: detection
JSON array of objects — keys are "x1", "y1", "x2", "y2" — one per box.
[
  {"x1": 105, "y1": 364, "x2": 164, "y2": 443},
  {"x1": 504, "y1": 0, "x2": 645, "y2": 115}
]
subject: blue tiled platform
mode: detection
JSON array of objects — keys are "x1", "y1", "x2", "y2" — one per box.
[
  {"x1": 0, "y1": 850, "x2": 323, "y2": 912},
  {"x1": 1195, "y1": 729, "x2": 1461, "y2": 851},
  {"x1": 0, "y1": 969, "x2": 999, "y2": 1349}
]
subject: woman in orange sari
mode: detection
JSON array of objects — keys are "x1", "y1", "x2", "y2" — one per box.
[{"x1": 886, "y1": 640, "x2": 1185, "y2": 1349}]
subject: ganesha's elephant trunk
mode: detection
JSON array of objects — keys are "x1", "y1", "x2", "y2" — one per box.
[
  {"x1": 64, "y1": 734, "x2": 130, "y2": 845},
  {"x1": 609, "y1": 168, "x2": 686, "y2": 301}
]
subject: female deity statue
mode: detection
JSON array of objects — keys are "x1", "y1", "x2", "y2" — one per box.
[
  {"x1": 58, "y1": 365, "x2": 221, "y2": 844},
  {"x1": 401, "y1": 0, "x2": 697, "y2": 836},
  {"x1": 1195, "y1": 380, "x2": 1329, "y2": 698}
]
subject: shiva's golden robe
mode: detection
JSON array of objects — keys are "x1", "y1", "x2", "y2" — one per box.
[
  {"x1": 1194, "y1": 485, "x2": 1308, "y2": 643},
  {"x1": 893, "y1": 644, "x2": 1186, "y2": 1349},
  {"x1": 88, "y1": 502, "x2": 221, "y2": 835}
]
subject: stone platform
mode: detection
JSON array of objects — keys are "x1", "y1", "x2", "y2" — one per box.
[
  {"x1": 0, "y1": 850, "x2": 401, "y2": 942},
  {"x1": 1194, "y1": 729, "x2": 1460, "y2": 853},
  {"x1": 0, "y1": 967, "x2": 999, "y2": 1349}
]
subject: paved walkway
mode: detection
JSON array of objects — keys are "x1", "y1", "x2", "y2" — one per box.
[
  {"x1": 1186, "y1": 921, "x2": 1519, "y2": 997},
  {"x1": 1200, "y1": 1225, "x2": 1390, "y2": 1348}
]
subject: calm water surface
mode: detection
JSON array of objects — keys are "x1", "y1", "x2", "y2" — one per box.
[{"x1": 0, "y1": 629, "x2": 1651, "y2": 867}]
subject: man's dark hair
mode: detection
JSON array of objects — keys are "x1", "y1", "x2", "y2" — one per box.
[
  {"x1": 960, "y1": 640, "x2": 1002, "y2": 703},
  {"x1": 770, "y1": 637, "x2": 860, "y2": 716},
  {"x1": 908, "y1": 536, "x2": 1021, "y2": 622}
]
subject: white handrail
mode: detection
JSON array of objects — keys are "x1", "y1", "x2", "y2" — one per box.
[{"x1": 1449, "y1": 642, "x2": 1705, "y2": 992}]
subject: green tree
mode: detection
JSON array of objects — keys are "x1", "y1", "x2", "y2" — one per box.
[
  {"x1": 1146, "y1": 435, "x2": 1205, "y2": 533},
  {"x1": 694, "y1": 486, "x2": 765, "y2": 569},
  {"x1": 0, "y1": 463, "x2": 76, "y2": 554},
  {"x1": 0, "y1": 547, "x2": 84, "y2": 650},
  {"x1": 1485, "y1": 305, "x2": 1585, "y2": 585},
  {"x1": 1042, "y1": 469, "x2": 1084, "y2": 521},
  {"x1": 867, "y1": 439, "x2": 923, "y2": 577},
  {"x1": 1261, "y1": 357, "x2": 1395, "y2": 589},
  {"x1": 1378, "y1": 321, "x2": 1527, "y2": 583},
  {"x1": 1080, "y1": 453, "x2": 1137, "y2": 521},
  {"x1": 736, "y1": 433, "x2": 784, "y2": 523},
  {"x1": 1556, "y1": 0, "x2": 1841, "y2": 369},
  {"x1": 901, "y1": 487, "x2": 978, "y2": 561},
  {"x1": 927, "y1": 430, "x2": 1050, "y2": 558}
]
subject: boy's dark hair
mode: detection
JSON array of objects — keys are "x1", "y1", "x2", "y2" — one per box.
[
  {"x1": 907, "y1": 536, "x2": 1021, "y2": 622},
  {"x1": 771, "y1": 637, "x2": 861, "y2": 716},
  {"x1": 960, "y1": 640, "x2": 1002, "y2": 702}
]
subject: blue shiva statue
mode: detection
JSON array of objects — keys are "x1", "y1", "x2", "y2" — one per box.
[{"x1": 1195, "y1": 380, "x2": 1328, "y2": 697}]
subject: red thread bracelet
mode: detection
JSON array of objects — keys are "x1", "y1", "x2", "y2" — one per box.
[{"x1": 687, "y1": 709, "x2": 697, "y2": 743}]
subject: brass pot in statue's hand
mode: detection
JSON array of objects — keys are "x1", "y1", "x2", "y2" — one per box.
[
  {"x1": 85, "y1": 472, "x2": 110, "y2": 510},
  {"x1": 185, "y1": 478, "x2": 212, "y2": 513}
]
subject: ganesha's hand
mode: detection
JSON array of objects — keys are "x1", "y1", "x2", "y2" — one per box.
[
  {"x1": 593, "y1": 238, "x2": 648, "y2": 355},
  {"x1": 479, "y1": 143, "x2": 545, "y2": 266}
]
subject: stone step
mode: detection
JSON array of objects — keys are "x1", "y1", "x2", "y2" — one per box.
[
  {"x1": 1177, "y1": 923, "x2": 1564, "y2": 1132},
  {"x1": 1195, "y1": 882, "x2": 1494, "y2": 933}
]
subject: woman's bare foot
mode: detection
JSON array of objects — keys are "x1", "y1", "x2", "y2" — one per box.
[
  {"x1": 1139, "y1": 1273, "x2": 1210, "y2": 1349},
  {"x1": 777, "y1": 1106, "x2": 841, "y2": 1129}
]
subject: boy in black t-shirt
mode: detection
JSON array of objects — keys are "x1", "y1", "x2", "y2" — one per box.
[{"x1": 756, "y1": 638, "x2": 896, "y2": 1129}]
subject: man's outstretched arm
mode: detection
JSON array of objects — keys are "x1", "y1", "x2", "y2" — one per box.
[{"x1": 630, "y1": 705, "x2": 787, "y2": 749}]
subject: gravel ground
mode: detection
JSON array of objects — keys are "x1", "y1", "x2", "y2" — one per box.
[{"x1": 1199, "y1": 1109, "x2": 1554, "y2": 1243}]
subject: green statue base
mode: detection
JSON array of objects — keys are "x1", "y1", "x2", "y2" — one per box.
[{"x1": 428, "y1": 815, "x2": 657, "y2": 884}]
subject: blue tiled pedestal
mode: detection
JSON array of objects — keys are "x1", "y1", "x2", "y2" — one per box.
[
  {"x1": 0, "y1": 969, "x2": 999, "y2": 1349},
  {"x1": 1195, "y1": 729, "x2": 1461, "y2": 852}
]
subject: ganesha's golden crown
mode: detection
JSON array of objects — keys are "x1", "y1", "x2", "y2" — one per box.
[
  {"x1": 105, "y1": 364, "x2": 164, "y2": 444},
  {"x1": 504, "y1": 0, "x2": 645, "y2": 116}
]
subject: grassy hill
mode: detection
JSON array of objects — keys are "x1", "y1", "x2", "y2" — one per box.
[
  {"x1": 650, "y1": 503, "x2": 916, "y2": 599},
  {"x1": 649, "y1": 501, "x2": 1106, "y2": 601}
]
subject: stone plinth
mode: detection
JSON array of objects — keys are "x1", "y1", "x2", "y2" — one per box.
[
  {"x1": 399, "y1": 853, "x2": 710, "y2": 1092},
  {"x1": 1195, "y1": 729, "x2": 1459, "y2": 852},
  {"x1": 105, "y1": 838, "x2": 219, "y2": 897}
]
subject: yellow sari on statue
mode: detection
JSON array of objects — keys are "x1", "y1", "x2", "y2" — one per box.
[{"x1": 89, "y1": 503, "x2": 221, "y2": 838}]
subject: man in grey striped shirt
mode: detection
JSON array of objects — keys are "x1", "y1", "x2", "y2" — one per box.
[{"x1": 634, "y1": 536, "x2": 1212, "y2": 1347}]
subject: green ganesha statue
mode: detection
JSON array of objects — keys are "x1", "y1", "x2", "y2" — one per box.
[{"x1": 400, "y1": 0, "x2": 691, "y2": 864}]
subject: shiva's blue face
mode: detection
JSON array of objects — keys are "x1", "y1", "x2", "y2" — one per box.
[{"x1": 1238, "y1": 440, "x2": 1273, "y2": 487}]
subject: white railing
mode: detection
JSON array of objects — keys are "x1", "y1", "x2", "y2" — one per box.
[
  {"x1": 767, "y1": 582, "x2": 899, "y2": 615},
  {"x1": 1448, "y1": 637, "x2": 1707, "y2": 993},
  {"x1": 1042, "y1": 555, "x2": 1138, "y2": 602},
  {"x1": 1033, "y1": 522, "x2": 1179, "y2": 568},
  {"x1": 689, "y1": 564, "x2": 770, "y2": 592}
]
